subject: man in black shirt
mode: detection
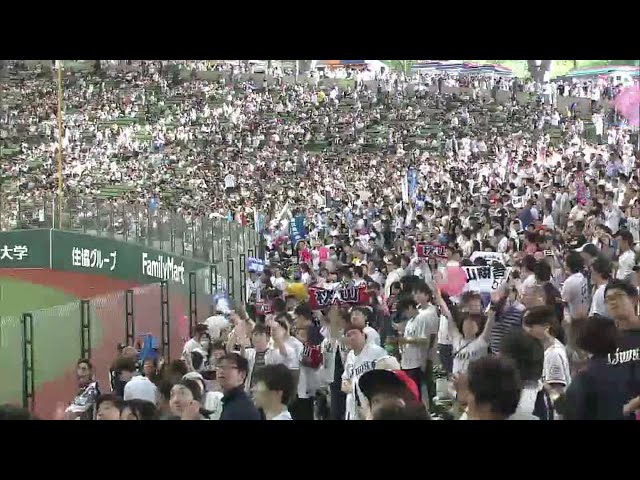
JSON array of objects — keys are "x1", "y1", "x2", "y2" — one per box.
[
  {"x1": 604, "y1": 280, "x2": 640, "y2": 412},
  {"x1": 564, "y1": 315, "x2": 631, "y2": 420},
  {"x1": 494, "y1": 199, "x2": 510, "y2": 231},
  {"x1": 218, "y1": 353, "x2": 262, "y2": 420}
]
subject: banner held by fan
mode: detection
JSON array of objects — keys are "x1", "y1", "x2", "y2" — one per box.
[{"x1": 308, "y1": 285, "x2": 370, "y2": 310}]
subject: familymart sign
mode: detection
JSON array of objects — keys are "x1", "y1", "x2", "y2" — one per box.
[{"x1": 142, "y1": 252, "x2": 186, "y2": 284}]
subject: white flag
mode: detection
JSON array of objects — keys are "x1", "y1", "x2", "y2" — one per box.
[{"x1": 401, "y1": 174, "x2": 409, "y2": 204}]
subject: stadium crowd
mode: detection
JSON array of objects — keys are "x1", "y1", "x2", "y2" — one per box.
[{"x1": 0, "y1": 60, "x2": 639, "y2": 420}]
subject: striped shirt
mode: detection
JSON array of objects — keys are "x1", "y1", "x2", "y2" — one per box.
[{"x1": 490, "y1": 302, "x2": 525, "y2": 355}]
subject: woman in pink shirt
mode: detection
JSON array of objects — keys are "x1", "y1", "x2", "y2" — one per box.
[{"x1": 298, "y1": 240, "x2": 312, "y2": 264}]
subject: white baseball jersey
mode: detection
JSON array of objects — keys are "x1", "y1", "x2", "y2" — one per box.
[
  {"x1": 561, "y1": 272, "x2": 589, "y2": 319},
  {"x1": 342, "y1": 343, "x2": 389, "y2": 420}
]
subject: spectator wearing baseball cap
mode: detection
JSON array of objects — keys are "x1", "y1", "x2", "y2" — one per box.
[
  {"x1": 124, "y1": 373, "x2": 158, "y2": 405},
  {"x1": 182, "y1": 372, "x2": 224, "y2": 420},
  {"x1": 574, "y1": 242, "x2": 600, "y2": 266},
  {"x1": 358, "y1": 368, "x2": 427, "y2": 420}
]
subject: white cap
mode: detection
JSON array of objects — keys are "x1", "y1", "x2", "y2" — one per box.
[
  {"x1": 375, "y1": 356, "x2": 401, "y2": 371},
  {"x1": 182, "y1": 371, "x2": 205, "y2": 383},
  {"x1": 123, "y1": 376, "x2": 158, "y2": 405}
]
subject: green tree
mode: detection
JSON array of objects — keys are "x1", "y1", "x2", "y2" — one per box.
[{"x1": 383, "y1": 60, "x2": 416, "y2": 73}]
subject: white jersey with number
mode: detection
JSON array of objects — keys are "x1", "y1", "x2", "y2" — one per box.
[
  {"x1": 561, "y1": 272, "x2": 589, "y2": 319},
  {"x1": 342, "y1": 343, "x2": 389, "y2": 420},
  {"x1": 224, "y1": 174, "x2": 236, "y2": 189},
  {"x1": 543, "y1": 339, "x2": 571, "y2": 387},
  {"x1": 617, "y1": 250, "x2": 636, "y2": 281},
  {"x1": 627, "y1": 217, "x2": 640, "y2": 244}
]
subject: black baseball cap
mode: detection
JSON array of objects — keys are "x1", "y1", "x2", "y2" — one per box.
[
  {"x1": 358, "y1": 369, "x2": 419, "y2": 403},
  {"x1": 574, "y1": 242, "x2": 599, "y2": 257}
]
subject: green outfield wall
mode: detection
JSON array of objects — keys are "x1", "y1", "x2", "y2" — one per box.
[{"x1": 0, "y1": 229, "x2": 212, "y2": 289}]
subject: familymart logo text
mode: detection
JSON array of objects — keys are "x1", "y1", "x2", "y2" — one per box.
[{"x1": 142, "y1": 252, "x2": 185, "y2": 284}]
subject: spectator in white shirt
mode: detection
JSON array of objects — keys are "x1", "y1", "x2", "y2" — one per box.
[
  {"x1": 519, "y1": 255, "x2": 539, "y2": 295},
  {"x1": 224, "y1": 173, "x2": 236, "y2": 195},
  {"x1": 350, "y1": 307, "x2": 381, "y2": 346},
  {"x1": 384, "y1": 256, "x2": 405, "y2": 297},
  {"x1": 604, "y1": 198, "x2": 622, "y2": 235},
  {"x1": 271, "y1": 268, "x2": 287, "y2": 292},
  {"x1": 182, "y1": 324, "x2": 210, "y2": 367},
  {"x1": 589, "y1": 256, "x2": 611, "y2": 317},
  {"x1": 252, "y1": 364, "x2": 295, "y2": 420},
  {"x1": 523, "y1": 305, "x2": 571, "y2": 396},
  {"x1": 496, "y1": 229, "x2": 509, "y2": 254},
  {"x1": 413, "y1": 280, "x2": 443, "y2": 382},
  {"x1": 561, "y1": 251, "x2": 590, "y2": 322},
  {"x1": 615, "y1": 230, "x2": 637, "y2": 281},
  {"x1": 231, "y1": 323, "x2": 295, "y2": 391}
]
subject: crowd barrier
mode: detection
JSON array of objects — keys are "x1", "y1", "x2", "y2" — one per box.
[
  {"x1": 0, "y1": 194, "x2": 265, "y2": 305},
  {"x1": 0, "y1": 195, "x2": 264, "y2": 264}
]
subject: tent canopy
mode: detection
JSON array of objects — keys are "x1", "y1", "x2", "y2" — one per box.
[
  {"x1": 567, "y1": 65, "x2": 640, "y2": 78},
  {"x1": 317, "y1": 60, "x2": 366, "y2": 66},
  {"x1": 411, "y1": 61, "x2": 513, "y2": 77}
]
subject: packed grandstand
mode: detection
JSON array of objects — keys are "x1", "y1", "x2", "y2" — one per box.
[{"x1": 0, "y1": 59, "x2": 639, "y2": 421}]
